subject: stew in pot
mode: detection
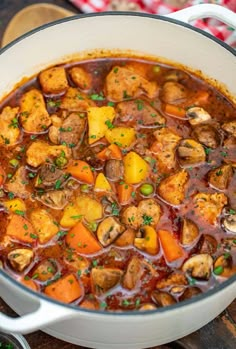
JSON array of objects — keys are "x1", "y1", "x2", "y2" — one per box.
[{"x1": 0, "y1": 56, "x2": 235, "y2": 311}]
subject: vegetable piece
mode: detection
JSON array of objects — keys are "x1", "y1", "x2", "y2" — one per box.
[
  {"x1": 123, "y1": 151, "x2": 149, "y2": 184},
  {"x1": 0, "y1": 166, "x2": 5, "y2": 186},
  {"x1": 139, "y1": 183, "x2": 154, "y2": 196},
  {"x1": 0, "y1": 106, "x2": 20, "y2": 147},
  {"x1": 44, "y1": 274, "x2": 82, "y2": 303},
  {"x1": 97, "y1": 144, "x2": 122, "y2": 161},
  {"x1": 105, "y1": 159, "x2": 124, "y2": 182},
  {"x1": 158, "y1": 230, "x2": 185, "y2": 263},
  {"x1": 158, "y1": 170, "x2": 188, "y2": 205},
  {"x1": 4, "y1": 198, "x2": 26, "y2": 213},
  {"x1": 64, "y1": 252, "x2": 89, "y2": 273},
  {"x1": 39, "y1": 67, "x2": 68, "y2": 94},
  {"x1": 123, "y1": 256, "x2": 143, "y2": 290},
  {"x1": 6, "y1": 214, "x2": 36, "y2": 244},
  {"x1": 139, "y1": 304, "x2": 157, "y2": 311},
  {"x1": 223, "y1": 210, "x2": 236, "y2": 233},
  {"x1": 213, "y1": 254, "x2": 236, "y2": 278},
  {"x1": 208, "y1": 164, "x2": 233, "y2": 190},
  {"x1": 36, "y1": 189, "x2": 72, "y2": 210},
  {"x1": 94, "y1": 173, "x2": 112, "y2": 192},
  {"x1": 66, "y1": 221, "x2": 102, "y2": 254},
  {"x1": 97, "y1": 217, "x2": 125, "y2": 247},
  {"x1": 177, "y1": 139, "x2": 206, "y2": 167},
  {"x1": 20, "y1": 278, "x2": 38, "y2": 291},
  {"x1": 30, "y1": 209, "x2": 58, "y2": 244},
  {"x1": 186, "y1": 107, "x2": 211, "y2": 126},
  {"x1": 87, "y1": 106, "x2": 115, "y2": 144},
  {"x1": 117, "y1": 182, "x2": 133, "y2": 205},
  {"x1": 222, "y1": 120, "x2": 236, "y2": 137},
  {"x1": 91, "y1": 267, "x2": 123, "y2": 295},
  {"x1": 156, "y1": 273, "x2": 188, "y2": 289},
  {"x1": 66, "y1": 160, "x2": 94, "y2": 184},
  {"x1": 199, "y1": 234, "x2": 217, "y2": 255},
  {"x1": 180, "y1": 218, "x2": 199, "y2": 246},
  {"x1": 189, "y1": 90, "x2": 209, "y2": 105},
  {"x1": 114, "y1": 228, "x2": 136, "y2": 247},
  {"x1": 182, "y1": 254, "x2": 213, "y2": 280},
  {"x1": 134, "y1": 225, "x2": 159, "y2": 255},
  {"x1": 8, "y1": 248, "x2": 34, "y2": 272},
  {"x1": 33, "y1": 260, "x2": 56, "y2": 281},
  {"x1": 164, "y1": 104, "x2": 186, "y2": 118},
  {"x1": 151, "y1": 290, "x2": 176, "y2": 307},
  {"x1": 105, "y1": 127, "x2": 136, "y2": 148},
  {"x1": 192, "y1": 124, "x2": 220, "y2": 149}
]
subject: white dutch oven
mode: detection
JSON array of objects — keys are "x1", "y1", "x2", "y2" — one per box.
[{"x1": 0, "y1": 4, "x2": 235, "y2": 349}]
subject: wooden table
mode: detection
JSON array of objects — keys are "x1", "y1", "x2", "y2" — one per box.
[{"x1": 0, "y1": 1, "x2": 235, "y2": 348}]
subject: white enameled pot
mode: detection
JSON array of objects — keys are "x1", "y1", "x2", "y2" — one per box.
[{"x1": 0, "y1": 4, "x2": 236, "y2": 349}]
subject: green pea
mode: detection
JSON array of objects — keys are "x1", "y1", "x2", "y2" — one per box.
[
  {"x1": 213, "y1": 266, "x2": 224, "y2": 275},
  {"x1": 140, "y1": 183, "x2": 154, "y2": 196},
  {"x1": 9, "y1": 158, "x2": 19, "y2": 168},
  {"x1": 80, "y1": 184, "x2": 89, "y2": 192},
  {"x1": 55, "y1": 156, "x2": 68, "y2": 168}
]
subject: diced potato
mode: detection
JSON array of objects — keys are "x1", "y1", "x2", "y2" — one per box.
[
  {"x1": 60, "y1": 202, "x2": 82, "y2": 228},
  {"x1": 30, "y1": 209, "x2": 59, "y2": 244},
  {"x1": 39, "y1": 67, "x2": 68, "y2": 94},
  {"x1": 158, "y1": 170, "x2": 189, "y2": 205},
  {"x1": 20, "y1": 89, "x2": 51, "y2": 133},
  {"x1": 88, "y1": 106, "x2": 115, "y2": 144},
  {"x1": 134, "y1": 225, "x2": 159, "y2": 255},
  {"x1": 60, "y1": 87, "x2": 94, "y2": 112},
  {"x1": 94, "y1": 173, "x2": 112, "y2": 192},
  {"x1": 4, "y1": 198, "x2": 26, "y2": 213},
  {"x1": 69, "y1": 67, "x2": 92, "y2": 90},
  {"x1": 0, "y1": 106, "x2": 20, "y2": 147},
  {"x1": 124, "y1": 151, "x2": 149, "y2": 184},
  {"x1": 105, "y1": 127, "x2": 136, "y2": 148}
]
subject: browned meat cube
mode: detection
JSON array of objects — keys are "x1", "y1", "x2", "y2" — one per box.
[{"x1": 39, "y1": 67, "x2": 68, "y2": 94}]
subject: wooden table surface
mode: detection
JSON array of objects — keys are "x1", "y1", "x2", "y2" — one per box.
[{"x1": 0, "y1": 1, "x2": 235, "y2": 348}]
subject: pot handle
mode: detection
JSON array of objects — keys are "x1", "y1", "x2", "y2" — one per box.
[
  {"x1": 0, "y1": 298, "x2": 77, "y2": 334},
  {"x1": 167, "y1": 4, "x2": 236, "y2": 30}
]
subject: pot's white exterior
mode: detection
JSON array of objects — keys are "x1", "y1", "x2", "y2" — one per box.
[{"x1": 0, "y1": 5, "x2": 236, "y2": 349}]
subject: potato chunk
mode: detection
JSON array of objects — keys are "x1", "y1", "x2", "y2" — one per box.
[
  {"x1": 39, "y1": 67, "x2": 68, "y2": 94},
  {"x1": 26, "y1": 141, "x2": 70, "y2": 167},
  {"x1": 158, "y1": 170, "x2": 189, "y2": 205},
  {"x1": 20, "y1": 89, "x2": 51, "y2": 133},
  {"x1": 30, "y1": 209, "x2": 58, "y2": 244},
  {"x1": 69, "y1": 67, "x2": 92, "y2": 90},
  {"x1": 0, "y1": 106, "x2": 20, "y2": 146},
  {"x1": 88, "y1": 106, "x2": 115, "y2": 144}
]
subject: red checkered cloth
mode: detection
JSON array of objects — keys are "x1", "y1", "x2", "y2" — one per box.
[{"x1": 69, "y1": 0, "x2": 236, "y2": 47}]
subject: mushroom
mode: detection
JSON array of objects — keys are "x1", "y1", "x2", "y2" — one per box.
[
  {"x1": 192, "y1": 124, "x2": 220, "y2": 149},
  {"x1": 123, "y1": 256, "x2": 143, "y2": 290},
  {"x1": 32, "y1": 259, "x2": 57, "y2": 281},
  {"x1": 208, "y1": 164, "x2": 233, "y2": 190},
  {"x1": 7, "y1": 249, "x2": 34, "y2": 272},
  {"x1": 222, "y1": 210, "x2": 236, "y2": 233},
  {"x1": 97, "y1": 217, "x2": 125, "y2": 246},
  {"x1": 180, "y1": 218, "x2": 199, "y2": 246},
  {"x1": 151, "y1": 290, "x2": 176, "y2": 307},
  {"x1": 177, "y1": 138, "x2": 206, "y2": 167},
  {"x1": 186, "y1": 107, "x2": 211, "y2": 126},
  {"x1": 91, "y1": 267, "x2": 123, "y2": 295},
  {"x1": 179, "y1": 287, "x2": 202, "y2": 301},
  {"x1": 160, "y1": 81, "x2": 187, "y2": 104},
  {"x1": 199, "y1": 234, "x2": 218, "y2": 255},
  {"x1": 134, "y1": 225, "x2": 159, "y2": 255},
  {"x1": 182, "y1": 254, "x2": 213, "y2": 280},
  {"x1": 164, "y1": 69, "x2": 189, "y2": 83},
  {"x1": 213, "y1": 253, "x2": 236, "y2": 278},
  {"x1": 105, "y1": 159, "x2": 124, "y2": 181}
]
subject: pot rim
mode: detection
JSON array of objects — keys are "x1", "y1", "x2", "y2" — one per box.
[{"x1": 0, "y1": 10, "x2": 235, "y2": 317}]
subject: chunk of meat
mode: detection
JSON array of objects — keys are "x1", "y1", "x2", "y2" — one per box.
[
  {"x1": 59, "y1": 113, "x2": 86, "y2": 147},
  {"x1": 182, "y1": 253, "x2": 213, "y2": 280},
  {"x1": 7, "y1": 248, "x2": 34, "y2": 272},
  {"x1": 36, "y1": 189, "x2": 72, "y2": 210},
  {"x1": 32, "y1": 259, "x2": 57, "y2": 281},
  {"x1": 26, "y1": 141, "x2": 70, "y2": 167},
  {"x1": 20, "y1": 89, "x2": 51, "y2": 133},
  {"x1": 105, "y1": 159, "x2": 124, "y2": 181},
  {"x1": 199, "y1": 234, "x2": 218, "y2": 255},
  {"x1": 164, "y1": 69, "x2": 189, "y2": 83},
  {"x1": 114, "y1": 228, "x2": 136, "y2": 247},
  {"x1": 224, "y1": 136, "x2": 236, "y2": 147},
  {"x1": 193, "y1": 192, "x2": 228, "y2": 224},
  {"x1": 60, "y1": 87, "x2": 94, "y2": 111},
  {"x1": 35, "y1": 163, "x2": 67, "y2": 189},
  {"x1": 192, "y1": 124, "x2": 220, "y2": 149},
  {"x1": 151, "y1": 128, "x2": 181, "y2": 173},
  {"x1": 117, "y1": 99, "x2": 165, "y2": 127},
  {"x1": 160, "y1": 81, "x2": 187, "y2": 104},
  {"x1": 0, "y1": 106, "x2": 20, "y2": 146},
  {"x1": 30, "y1": 209, "x2": 59, "y2": 244},
  {"x1": 105, "y1": 66, "x2": 158, "y2": 102},
  {"x1": 179, "y1": 287, "x2": 202, "y2": 301},
  {"x1": 122, "y1": 206, "x2": 139, "y2": 230},
  {"x1": 158, "y1": 170, "x2": 189, "y2": 205},
  {"x1": 123, "y1": 256, "x2": 143, "y2": 290},
  {"x1": 151, "y1": 290, "x2": 176, "y2": 307},
  {"x1": 69, "y1": 67, "x2": 92, "y2": 90},
  {"x1": 39, "y1": 67, "x2": 68, "y2": 94},
  {"x1": 222, "y1": 120, "x2": 236, "y2": 137},
  {"x1": 186, "y1": 107, "x2": 211, "y2": 126},
  {"x1": 97, "y1": 217, "x2": 125, "y2": 246},
  {"x1": 208, "y1": 164, "x2": 233, "y2": 190},
  {"x1": 64, "y1": 252, "x2": 89, "y2": 273},
  {"x1": 91, "y1": 267, "x2": 123, "y2": 295},
  {"x1": 156, "y1": 273, "x2": 188, "y2": 289},
  {"x1": 4, "y1": 166, "x2": 30, "y2": 199},
  {"x1": 177, "y1": 139, "x2": 206, "y2": 167},
  {"x1": 180, "y1": 218, "x2": 199, "y2": 246}
]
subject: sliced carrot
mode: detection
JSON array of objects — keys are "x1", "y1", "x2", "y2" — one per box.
[
  {"x1": 66, "y1": 221, "x2": 102, "y2": 255},
  {"x1": 97, "y1": 143, "x2": 122, "y2": 161},
  {"x1": 164, "y1": 104, "x2": 186, "y2": 118},
  {"x1": 189, "y1": 90, "x2": 209, "y2": 106},
  {"x1": 117, "y1": 183, "x2": 133, "y2": 205},
  {"x1": 0, "y1": 166, "x2": 5, "y2": 186},
  {"x1": 44, "y1": 274, "x2": 82, "y2": 303},
  {"x1": 20, "y1": 278, "x2": 38, "y2": 291},
  {"x1": 158, "y1": 230, "x2": 185, "y2": 263},
  {"x1": 6, "y1": 214, "x2": 37, "y2": 244},
  {"x1": 66, "y1": 160, "x2": 94, "y2": 184}
]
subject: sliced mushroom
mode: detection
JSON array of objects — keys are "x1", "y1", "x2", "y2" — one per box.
[
  {"x1": 156, "y1": 273, "x2": 188, "y2": 289},
  {"x1": 97, "y1": 217, "x2": 125, "y2": 247},
  {"x1": 177, "y1": 139, "x2": 206, "y2": 167},
  {"x1": 134, "y1": 225, "x2": 159, "y2": 255},
  {"x1": 186, "y1": 107, "x2": 211, "y2": 126},
  {"x1": 123, "y1": 256, "x2": 143, "y2": 290},
  {"x1": 7, "y1": 249, "x2": 34, "y2": 272},
  {"x1": 192, "y1": 124, "x2": 220, "y2": 149},
  {"x1": 91, "y1": 267, "x2": 123, "y2": 295},
  {"x1": 151, "y1": 290, "x2": 176, "y2": 307},
  {"x1": 105, "y1": 159, "x2": 124, "y2": 182},
  {"x1": 180, "y1": 218, "x2": 199, "y2": 246},
  {"x1": 222, "y1": 210, "x2": 236, "y2": 233},
  {"x1": 160, "y1": 81, "x2": 187, "y2": 104},
  {"x1": 214, "y1": 253, "x2": 235, "y2": 278},
  {"x1": 36, "y1": 189, "x2": 72, "y2": 210},
  {"x1": 182, "y1": 254, "x2": 213, "y2": 280},
  {"x1": 208, "y1": 164, "x2": 233, "y2": 190},
  {"x1": 33, "y1": 259, "x2": 57, "y2": 281},
  {"x1": 158, "y1": 170, "x2": 189, "y2": 205},
  {"x1": 139, "y1": 304, "x2": 157, "y2": 311},
  {"x1": 199, "y1": 234, "x2": 218, "y2": 255},
  {"x1": 179, "y1": 287, "x2": 202, "y2": 301}
]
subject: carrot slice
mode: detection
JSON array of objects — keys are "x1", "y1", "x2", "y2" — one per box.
[
  {"x1": 6, "y1": 214, "x2": 37, "y2": 244},
  {"x1": 0, "y1": 166, "x2": 5, "y2": 186},
  {"x1": 66, "y1": 221, "x2": 102, "y2": 255},
  {"x1": 66, "y1": 160, "x2": 94, "y2": 184},
  {"x1": 164, "y1": 104, "x2": 186, "y2": 118},
  {"x1": 97, "y1": 143, "x2": 122, "y2": 161},
  {"x1": 44, "y1": 274, "x2": 82, "y2": 303},
  {"x1": 20, "y1": 278, "x2": 38, "y2": 291},
  {"x1": 189, "y1": 90, "x2": 209, "y2": 106},
  {"x1": 158, "y1": 230, "x2": 185, "y2": 263},
  {"x1": 117, "y1": 183, "x2": 133, "y2": 205}
]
